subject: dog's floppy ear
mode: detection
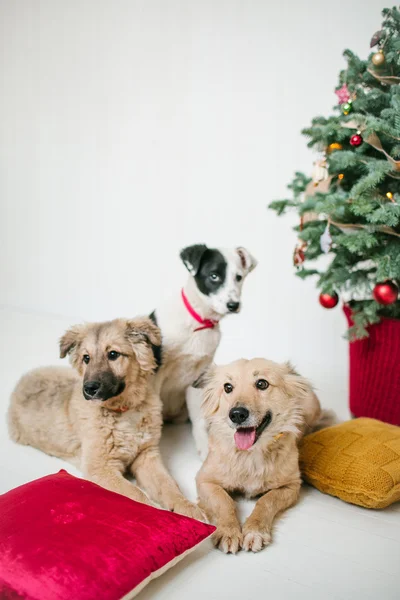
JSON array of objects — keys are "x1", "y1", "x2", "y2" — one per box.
[
  {"x1": 126, "y1": 317, "x2": 161, "y2": 373},
  {"x1": 59, "y1": 325, "x2": 84, "y2": 359},
  {"x1": 283, "y1": 362, "x2": 321, "y2": 431},
  {"x1": 201, "y1": 364, "x2": 221, "y2": 418},
  {"x1": 236, "y1": 247, "x2": 257, "y2": 274},
  {"x1": 180, "y1": 244, "x2": 208, "y2": 275}
]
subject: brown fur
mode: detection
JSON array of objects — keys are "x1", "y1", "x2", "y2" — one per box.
[
  {"x1": 196, "y1": 358, "x2": 321, "y2": 553},
  {"x1": 8, "y1": 317, "x2": 204, "y2": 520}
]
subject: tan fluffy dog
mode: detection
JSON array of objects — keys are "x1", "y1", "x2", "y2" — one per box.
[
  {"x1": 196, "y1": 358, "x2": 321, "y2": 553},
  {"x1": 8, "y1": 317, "x2": 204, "y2": 521}
]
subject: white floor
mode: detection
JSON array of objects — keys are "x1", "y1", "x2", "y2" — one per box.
[{"x1": 1, "y1": 307, "x2": 400, "y2": 600}]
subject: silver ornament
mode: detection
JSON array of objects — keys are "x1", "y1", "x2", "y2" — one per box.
[{"x1": 320, "y1": 223, "x2": 332, "y2": 253}]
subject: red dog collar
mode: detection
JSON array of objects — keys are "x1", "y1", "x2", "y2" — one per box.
[
  {"x1": 181, "y1": 289, "x2": 219, "y2": 332},
  {"x1": 104, "y1": 405, "x2": 129, "y2": 413}
]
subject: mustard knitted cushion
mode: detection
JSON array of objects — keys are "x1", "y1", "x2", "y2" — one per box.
[{"x1": 299, "y1": 418, "x2": 400, "y2": 509}]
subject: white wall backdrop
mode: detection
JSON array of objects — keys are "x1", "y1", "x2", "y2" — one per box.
[{"x1": 0, "y1": 0, "x2": 385, "y2": 415}]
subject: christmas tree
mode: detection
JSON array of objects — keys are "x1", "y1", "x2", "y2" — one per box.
[{"x1": 269, "y1": 6, "x2": 400, "y2": 339}]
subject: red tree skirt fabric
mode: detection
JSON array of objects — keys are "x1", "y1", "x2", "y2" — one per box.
[{"x1": 344, "y1": 305, "x2": 400, "y2": 426}]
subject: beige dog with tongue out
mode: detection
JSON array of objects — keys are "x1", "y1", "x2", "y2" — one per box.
[{"x1": 196, "y1": 358, "x2": 321, "y2": 553}]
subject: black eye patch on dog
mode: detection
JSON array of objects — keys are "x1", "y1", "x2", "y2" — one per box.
[{"x1": 194, "y1": 249, "x2": 227, "y2": 296}]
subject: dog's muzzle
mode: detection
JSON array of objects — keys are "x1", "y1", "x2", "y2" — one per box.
[
  {"x1": 83, "y1": 376, "x2": 125, "y2": 401},
  {"x1": 232, "y1": 410, "x2": 273, "y2": 451}
]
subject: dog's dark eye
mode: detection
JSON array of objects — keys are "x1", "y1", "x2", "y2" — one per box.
[
  {"x1": 256, "y1": 379, "x2": 269, "y2": 390},
  {"x1": 236, "y1": 274, "x2": 242, "y2": 282},
  {"x1": 83, "y1": 355, "x2": 90, "y2": 364},
  {"x1": 224, "y1": 383, "x2": 233, "y2": 394},
  {"x1": 108, "y1": 351, "x2": 120, "y2": 361},
  {"x1": 209, "y1": 272, "x2": 220, "y2": 282}
]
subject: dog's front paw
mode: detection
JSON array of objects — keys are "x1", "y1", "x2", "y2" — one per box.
[
  {"x1": 241, "y1": 529, "x2": 271, "y2": 553},
  {"x1": 172, "y1": 500, "x2": 207, "y2": 522},
  {"x1": 212, "y1": 526, "x2": 242, "y2": 554}
]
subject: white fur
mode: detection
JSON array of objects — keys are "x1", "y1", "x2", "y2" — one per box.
[
  {"x1": 154, "y1": 247, "x2": 257, "y2": 445},
  {"x1": 186, "y1": 387, "x2": 209, "y2": 459}
]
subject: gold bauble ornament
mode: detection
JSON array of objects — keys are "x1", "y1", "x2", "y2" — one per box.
[
  {"x1": 327, "y1": 142, "x2": 343, "y2": 153},
  {"x1": 372, "y1": 51, "x2": 385, "y2": 66}
]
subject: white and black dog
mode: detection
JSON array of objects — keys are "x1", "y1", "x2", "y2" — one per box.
[{"x1": 149, "y1": 244, "x2": 257, "y2": 455}]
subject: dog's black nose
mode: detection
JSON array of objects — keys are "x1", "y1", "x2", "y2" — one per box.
[
  {"x1": 83, "y1": 381, "x2": 101, "y2": 398},
  {"x1": 227, "y1": 301, "x2": 240, "y2": 313},
  {"x1": 229, "y1": 406, "x2": 249, "y2": 424}
]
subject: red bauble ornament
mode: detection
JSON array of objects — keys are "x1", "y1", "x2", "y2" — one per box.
[
  {"x1": 372, "y1": 281, "x2": 399, "y2": 305},
  {"x1": 350, "y1": 134, "x2": 363, "y2": 147},
  {"x1": 319, "y1": 292, "x2": 339, "y2": 309}
]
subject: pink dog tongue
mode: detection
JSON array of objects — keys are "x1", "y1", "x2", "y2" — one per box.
[{"x1": 234, "y1": 428, "x2": 256, "y2": 450}]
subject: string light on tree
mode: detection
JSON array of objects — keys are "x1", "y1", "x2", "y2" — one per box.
[
  {"x1": 319, "y1": 292, "x2": 339, "y2": 309},
  {"x1": 373, "y1": 281, "x2": 398, "y2": 305}
]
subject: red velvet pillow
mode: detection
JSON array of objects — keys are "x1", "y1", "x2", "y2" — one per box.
[{"x1": 0, "y1": 470, "x2": 215, "y2": 600}]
